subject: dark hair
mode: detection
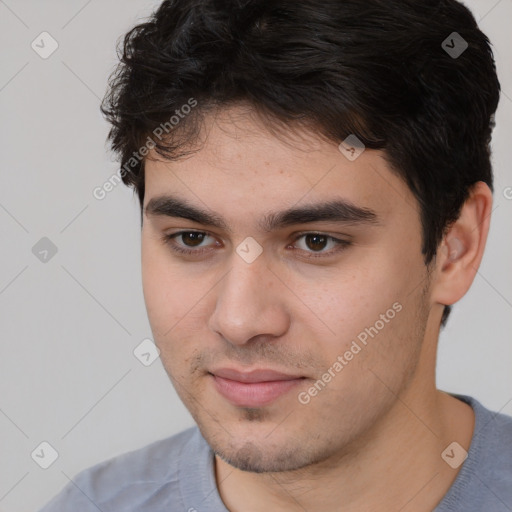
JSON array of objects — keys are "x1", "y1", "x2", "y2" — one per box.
[{"x1": 100, "y1": 0, "x2": 500, "y2": 327}]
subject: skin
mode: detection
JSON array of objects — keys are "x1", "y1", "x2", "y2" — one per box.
[{"x1": 141, "y1": 104, "x2": 492, "y2": 511}]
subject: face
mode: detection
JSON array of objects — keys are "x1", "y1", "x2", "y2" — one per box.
[{"x1": 141, "y1": 106, "x2": 433, "y2": 473}]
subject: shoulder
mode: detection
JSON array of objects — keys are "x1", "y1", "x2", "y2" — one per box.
[
  {"x1": 38, "y1": 426, "x2": 203, "y2": 512},
  {"x1": 436, "y1": 395, "x2": 512, "y2": 511},
  {"x1": 474, "y1": 398, "x2": 512, "y2": 500},
  {"x1": 469, "y1": 395, "x2": 512, "y2": 471}
]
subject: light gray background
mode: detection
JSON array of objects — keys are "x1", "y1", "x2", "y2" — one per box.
[{"x1": 0, "y1": 1, "x2": 511, "y2": 510}]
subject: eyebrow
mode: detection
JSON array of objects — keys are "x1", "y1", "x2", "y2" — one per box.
[{"x1": 144, "y1": 194, "x2": 380, "y2": 233}]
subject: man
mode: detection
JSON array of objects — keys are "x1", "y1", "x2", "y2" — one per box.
[{"x1": 39, "y1": 0, "x2": 511, "y2": 510}]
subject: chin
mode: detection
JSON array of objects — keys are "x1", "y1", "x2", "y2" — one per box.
[
  {"x1": 214, "y1": 439, "x2": 317, "y2": 473},
  {"x1": 199, "y1": 419, "x2": 329, "y2": 473}
]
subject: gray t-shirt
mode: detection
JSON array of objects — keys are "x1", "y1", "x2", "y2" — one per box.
[{"x1": 38, "y1": 395, "x2": 512, "y2": 511}]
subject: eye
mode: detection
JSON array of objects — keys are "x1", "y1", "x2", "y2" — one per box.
[
  {"x1": 290, "y1": 233, "x2": 351, "y2": 258},
  {"x1": 161, "y1": 230, "x2": 351, "y2": 259},
  {"x1": 162, "y1": 230, "x2": 218, "y2": 256}
]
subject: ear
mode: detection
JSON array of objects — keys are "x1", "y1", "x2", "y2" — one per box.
[{"x1": 430, "y1": 181, "x2": 493, "y2": 308}]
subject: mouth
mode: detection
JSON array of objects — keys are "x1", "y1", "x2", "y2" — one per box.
[{"x1": 208, "y1": 368, "x2": 307, "y2": 408}]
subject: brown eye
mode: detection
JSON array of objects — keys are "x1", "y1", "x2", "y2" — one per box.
[
  {"x1": 180, "y1": 232, "x2": 207, "y2": 247},
  {"x1": 291, "y1": 233, "x2": 351, "y2": 259},
  {"x1": 162, "y1": 231, "x2": 216, "y2": 256},
  {"x1": 304, "y1": 234, "x2": 329, "y2": 252}
]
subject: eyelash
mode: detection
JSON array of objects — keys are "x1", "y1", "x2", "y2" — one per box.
[{"x1": 161, "y1": 231, "x2": 351, "y2": 259}]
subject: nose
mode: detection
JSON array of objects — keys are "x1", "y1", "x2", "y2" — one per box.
[{"x1": 208, "y1": 254, "x2": 291, "y2": 347}]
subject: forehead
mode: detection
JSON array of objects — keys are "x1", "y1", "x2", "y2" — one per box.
[{"x1": 143, "y1": 107, "x2": 418, "y2": 226}]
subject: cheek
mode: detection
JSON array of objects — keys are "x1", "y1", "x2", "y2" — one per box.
[
  {"x1": 141, "y1": 241, "x2": 166, "y2": 329},
  {"x1": 299, "y1": 248, "x2": 422, "y2": 365},
  {"x1": 141, "y1": 236, "x2": 214, "y2": 362},
  {"x1": 141, "y1": 236, "x2": 186, "y2": 337},
  {"x1": 293, "y1": 258, "x2": 398, "y2": 337}
]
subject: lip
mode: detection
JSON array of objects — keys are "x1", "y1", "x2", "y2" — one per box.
[
  {"x1": 209, "y1": 368, "x2": 306, "y2": 407},
  {"x1": 211, "y1": 367, "x2": 304, "y2": 383}
]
